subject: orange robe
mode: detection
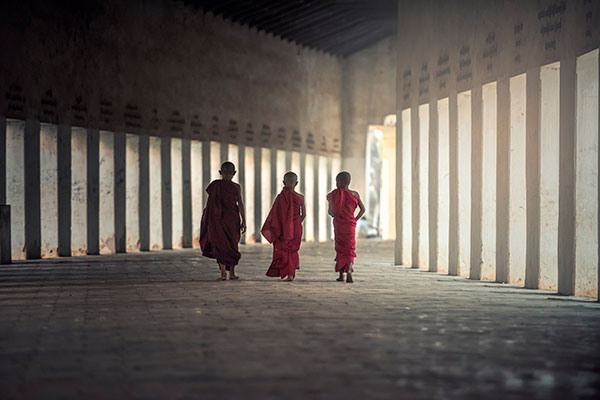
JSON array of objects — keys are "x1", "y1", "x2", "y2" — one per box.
[
  {"x1": 327, "y1": 188, "x2": 358, "y2": 272},
  {"x1": 261, "y1": 187, "x2": 304, "y2": 278},
  {"x1": 199, "y1": 180, "x2": 242, "y2": 269}
]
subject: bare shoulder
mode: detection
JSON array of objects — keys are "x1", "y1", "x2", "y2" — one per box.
[{"x1": 350, "y1": 190, "x2": 361, "y2": 199}]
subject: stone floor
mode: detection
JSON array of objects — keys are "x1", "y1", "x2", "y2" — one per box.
[{"x1": 0, "y1": 240, "x2": 599, "y2": 400}]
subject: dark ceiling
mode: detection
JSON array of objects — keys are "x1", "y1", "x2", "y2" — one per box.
[{"x1": 185, "y1": 0, "x2": 397, "y2": 57}]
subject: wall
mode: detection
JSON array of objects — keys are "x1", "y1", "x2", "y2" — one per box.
[
  {"x1": 0, "y1": 0, "x2": 342, "y2": 154},
  {"x1": 342, "y1": 36, "x2": 397, "y2": 197},
  {"x1": 0, "y1": 0, "x2": 344, "y2": 261},
  {"x1": 395, "y1": 0, "x2": 600, "y2": 298}
]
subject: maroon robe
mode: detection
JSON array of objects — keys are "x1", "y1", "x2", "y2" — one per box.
[
  {"x1": 327, "y1": 188, "x2": 358, "y2": 273},
  {"x1": 262, "y1": 187, "x2": 304, "y2": 278},
  {"x1": 199, "y1": 180, "x2": 242, "y2": 269}
]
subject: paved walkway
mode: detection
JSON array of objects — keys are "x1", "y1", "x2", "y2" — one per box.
[{"x1": 1, "y1": 240, "x2": 599, "y2": 399}]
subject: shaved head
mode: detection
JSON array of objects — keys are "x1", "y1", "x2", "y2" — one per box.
[
  {"x1": 336, "y1": 171, "x2": 351, "y2": 186},
  {"x1": 283, "y1": 171, "x2": 298, "y2": 185},
  {"x1": 220, "y1": 161, "x2": 236, "y2": 172}
]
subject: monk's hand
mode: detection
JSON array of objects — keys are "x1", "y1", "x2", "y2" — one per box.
[{"x1": 241, "y1": 221, "x2": 247, "y2": 234}]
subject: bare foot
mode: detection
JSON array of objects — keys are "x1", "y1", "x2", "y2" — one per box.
[
  {"x1": 346, "y1": 273, "x2": 353, "y2": 283},
  {"x1": 229, "y1": 274, "x2": 239, "y2": 280},
  {"x1": 284, "y1": 276, "x2": 294, "y2": 282},
  {"x1": 217, "y1": 275, "x2": 226, "y2": 281}
]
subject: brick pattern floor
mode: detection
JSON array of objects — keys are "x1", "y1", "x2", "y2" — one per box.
[{"x1": 1, "y1": 240, "x2": 599, "y2": 399}]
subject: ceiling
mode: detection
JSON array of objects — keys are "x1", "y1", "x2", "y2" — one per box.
[{"x1": 184, "y1": 0, "x2": 397, "y2": 57}]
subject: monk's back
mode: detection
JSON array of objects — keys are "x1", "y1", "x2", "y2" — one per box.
[{"x1": 207, "y1": 180, "x2": 240, "y2": 211}]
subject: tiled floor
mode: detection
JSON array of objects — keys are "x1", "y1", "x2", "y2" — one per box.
[{"x1": 1, "y1": 240, "x2": 599, "y2": 399}]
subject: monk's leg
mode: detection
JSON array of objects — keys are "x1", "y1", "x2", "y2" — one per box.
[
  {"x1": 346, "y1": 262, "x2": 354, "y2": 283},
  {"x1": 218, "y1": 263, "x2": 227, "y2": 280},
  {"x1": 229, "y1": 265, "x2": 239, "y2": 280},
  {"x1": 336, "y1": 271, "x2": 344, "y2": 281}
]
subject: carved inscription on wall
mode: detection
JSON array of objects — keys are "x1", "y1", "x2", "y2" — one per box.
[
  {"x1": 100, "y1": 100, "x2": 113, "y2": 125},
  {"x1": 513, "y1": 22, "x2": 524, "y2": 63},
  {"x1": 482, "y1": 31, "x2": 497, "y2": 72},
  {"x1": 306, "y1": 132, "x2": 315, "y2": 151},
  {"x1": 402, "y1": 69, "x2": 411, "y2": 102},
  {"x1": 291, "y1": 129, "x2": 301, "y2": 150},
  {"x1": 71, "y1": 96, "x2": 87, "y2": 123},
  {"x1": 332, "y1": 137, "x2": 341, "y2": 152},
  {"x1": 276, "y1": 128, "x2": 286, "y2": 147},
  {"x1": 319, "y1": 135, "x2": 327, "y2": 153},
  {"x1": 436, "y1": 54, "x2": 450, "y2": 90},
  {"x1": 538, "y1": 1, "x2": 566, "y2": 52},
  {"x1": 211, "y1": 116, "x2": 219, "y2": 139},
  {"x1": 41, "y1": 89, "x2": 57, "y2": 122},
  {"x1": 456, "y1": 45, "x2": 472, "y2": 83},
  {"x1": 418, "y1": 63, "x2": 430, "y2": 97},
  {"x1": 260, "y1": 124, "x2": 271, "y2": 147},
  {"x1": 191, "y1": 114, "x2": 202, "y2": 138},
  {"x1": 228, "y1": 119, "x2": 238, "y2": 141},
  {"x1": 151, "y1": 108, "x2": 159, "y2": 130},
  {"x1": 124, "y1": 103, "x2": 141, "y2": 128},
  {"x1": 5, "y1": 85, "x2": 25, "y2": 118},
  {"x1": 244, "y1": 123, "x2": 254, "y2": 144},
  {"x1": 584, "y1": 0, "x2": 595, "y2": 40},
  {"x1": 167, "y1": 111, "x2": 185, "y2": 134}
]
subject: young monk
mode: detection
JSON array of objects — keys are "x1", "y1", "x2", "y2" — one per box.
[
  {"x1": 200, "y1": 161, "x2": 246, "y2": 280},
  {"x1": 327, "y1": 171, "x2": 365, "y2": 283},
  {"x1": 261, "y1": 172, "x2": 305, "y2": 281}
]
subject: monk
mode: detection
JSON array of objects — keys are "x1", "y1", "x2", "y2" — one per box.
[
  {"x1": 200, "y1": 161, "x2": 246, "y2": 280},
  {"x1": 261, "y1": 172, "x2": 305, "y2": 281},
  {"x1": 327, "y1": 171, "x2": 365, "y2": 283}
]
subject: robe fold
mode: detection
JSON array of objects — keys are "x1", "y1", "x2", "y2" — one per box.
[
  {"x1": 261, "y1": 187, "x2": 304, "y2": 278},
  {"x1": 327, "y1": 188, "x2": 358, "y2": 273},
  {"x1": 199, "y1": 180, "x2": 241, "y2": 269}
]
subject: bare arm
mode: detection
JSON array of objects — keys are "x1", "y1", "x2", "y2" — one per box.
[
  {"x1": 300, "y1": 198, "x2": 306, "y2": 222},
  {"x1": 354, "y1": 192, "x2": 366, "y2": 221},
  {"x1": 327, "y1": 200, "x2": 335, "y2": 218},
  {"x1": 238, "y1": 187, "x2": 247, "y2": 234}
]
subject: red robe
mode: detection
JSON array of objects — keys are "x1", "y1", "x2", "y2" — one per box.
[
  {"x1": 199, "y1": 180, "x2": 242, "y2": 269},
  {"x1": 261, "y1": 187, "x2": 304, "y2": 278},
  {"x1": 327, "y1": 188, "x2": 358, "y2": 273}
]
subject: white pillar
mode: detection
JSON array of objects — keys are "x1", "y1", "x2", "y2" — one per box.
[
  {"x1": 481, "y1": 82, "x2": 497, "y2": 281},
  {"x1": 229, "y1": 144, "x2": 240, "y2": 183},
  {"x1": 437, "y1": 98, "x2": 450, "y2": 274},
  {"x1": 98, "y1": 131, "x2": 115, "y2": 254},
  {"x1": 191, "y1": 140, "x2": 203, "y2": 248},
  {"x1": 539, "y1": 62, "x2": 560, "y2": 291},
  {"x1": 418, "y1": 104, "x2": 429, "y2": 270},
  {"x1": 171, "y1": 138, "x2": 183, "y2": 249},
  {"x1": 125, "y1": 134, "x2": 140, "y2": 252},
  {"x1": 243, "y1": 146, "x2": 255, "y2": 243},
  {"x1": 401, "y1": 108, "x2": 412, "y2": 265},
  {"x1": 276, "y1": 149, "x2": 286, "y2": 189},
  {"x1": 509, "y1": 73, "x2": 527, "y2": 285},
  {"x1": 40, "y1": 124, "x2": 58, "y2": 258},
  {"x1": 261, "y1": 147, "x2": 272, "y2": 227},
  {"x1": 457, "y1": 90, "x2": 472, "y2": 278},
  {"x1": 210, "y1": 141, "x2": 221, "y2": 182},
  {"x1": 305, "y1": 153, "x2": 315, "y2": 242},
  {"x1": 318, "y1": 155, "x2": 328, "y2": 242},
  {"x1": 6, "y1": 120, "x2": 25, "y2": 260},
  {"x1": 149, "y1": 136, "x2": 163, "y2": 250},
  {"x1": 71, "y1": 127, "x2": 87, "y2": 256},
  {"x1": 575, "y1": 49, "x2": 599, "y2": 298}
]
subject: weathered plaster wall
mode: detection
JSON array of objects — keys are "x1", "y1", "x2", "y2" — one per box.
[
  {"x1": 342, "y1": 36, "x2": 397, "y2": 196},
  {"x1": 0, "y1": 0, "x2": 342, "y2": 155}
]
